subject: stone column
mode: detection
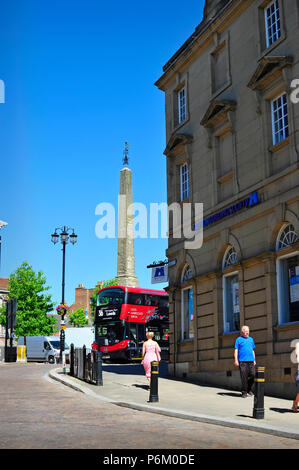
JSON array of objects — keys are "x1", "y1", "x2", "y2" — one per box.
[{"x1": 117, "y1": 166, "x2": 139, "y2": 287}]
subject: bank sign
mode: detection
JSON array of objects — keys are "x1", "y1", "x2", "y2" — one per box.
[
  {"x1": 152, "y1": 265, "x2": 168, "y2": 284},
  {"x1": 194, "y1": 191, "x2": 259, "y2": 231}
]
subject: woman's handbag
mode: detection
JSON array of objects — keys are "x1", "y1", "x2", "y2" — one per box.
[{"x1": 294, "y1": 367, "x2": 299, "y2": 385}]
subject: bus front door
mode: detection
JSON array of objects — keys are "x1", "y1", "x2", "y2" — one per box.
[{"x1": 127, "y1": 323, "x2": 145, "y2": 361}]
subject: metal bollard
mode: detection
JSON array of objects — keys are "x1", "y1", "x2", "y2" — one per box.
[
  {"x1": 69, "y1": 343, "x2": 74, "y2": 376},
  {"x1": 96, "y1": 350, "x2": 103, "y2": 386},
  {"x1": 62, "y1": 351, "x2": 66, "y2": 374},
  {"x1": 253, "y1": 366, "x2": 265, "y2": 419},
  {"x1": 83, "y1": 345, "x2": 86, "y2": 380},
  {"x1": 149, "y1": 361, "x2": 159, "y2": 402}
]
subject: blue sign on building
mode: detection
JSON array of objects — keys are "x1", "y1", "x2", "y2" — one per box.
[{"x1": 194, "y1": 191, "x2": 259, "y2": 231}]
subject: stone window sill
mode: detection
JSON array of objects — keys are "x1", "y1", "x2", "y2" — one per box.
[
  {"x1": 211, "y1": 79, "x2": 232, "y2": 101},
  {"x1": 274, "y1": 322, "x2": 299, "y2": 332},
  {"x1": 173, "y1": 115, "x2": 190, "y2": 133},
  {"x1": 268, "y1": 136, "x2": 289, "y2": 153},
  {"x1": 217, "y1": 171, "x2": 233, "y2": 184},
  {"x1": 221, "y1": 331, "x2": 239, "y2": 339},
  {"x1": 259, "y1": 33, "x2": 286, "y2": 60}
]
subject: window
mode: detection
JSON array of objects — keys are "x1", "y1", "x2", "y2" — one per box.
[
  {"x1": 277, "y1": 253, "x2": 299, "y2": 324},
  {"x1": 173, "y1": 81, "x2": 188, "y2": 129},
  {"x1": 180, "y1": 162, "x2": 189, "y2": 201},
  {"x1": 264, "y1": 0, "x2": 281, "y2": 48},
  {"x1": 97, "y1": 288, "x2": 125, "y2": 306},
  {"x1": 182, "y1": 264, "x2": 193, "y2": 283},
  {"x1": 271, "y1": 93, "x2": 288, "y2": 145},
  {"x1": 181, "y1": 287, "x2": 194, "y2": 340},
  {"x1": 98, "y1": 321, "x2": 125, "y2": 344},
  {"x1": 181, "y1": 265, "x2": 194, "y2": 340},
  {"x1": 276, "y1": 224, "x2": 298, "y2": 251},
  {"x1": 178, "y1": 88, "x2": 186, "y2": 124},
  {"x1": 222, "y1": 247, "x2": 240, "y2": 333},
  {"x1": 276, "y1": 225, "x2": 299, "y2": 324},
  {"x1": 222, "y1": 246, "x2": 238, "y2": 269},
  {"x1": 223, "y1": 274, "x2": 240, "y2": 333}
]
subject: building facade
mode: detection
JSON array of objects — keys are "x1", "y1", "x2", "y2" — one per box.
[
  {"x1": 155, "y1": 0, "x2": 299, "y2": 398},
  {"x1": 69, "y1": 283, "x2": 95, "y2": 324}
]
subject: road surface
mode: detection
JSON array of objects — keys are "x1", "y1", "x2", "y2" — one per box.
[{"x1": 1, "y1": 362, "x2": 298, "y2": 450}]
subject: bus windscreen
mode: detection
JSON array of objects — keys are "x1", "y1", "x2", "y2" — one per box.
[
  {"x1": 97, "y1": 321, "x2": 124, "y2": 344},
  {"x1": 97, "y1": 288, "x2": 125, "y2": 307}
]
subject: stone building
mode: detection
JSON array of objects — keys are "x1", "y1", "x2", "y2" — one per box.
[{"x1": 155, "y1": 0, "x2": 299, "y2": 398}]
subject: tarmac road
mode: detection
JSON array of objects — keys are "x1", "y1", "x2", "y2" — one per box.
[{"x1": 1, "y1": 362, "x2": 299, "y2": 450}]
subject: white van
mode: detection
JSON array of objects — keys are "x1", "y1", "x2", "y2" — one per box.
[{"x1": 17, "y1": 336, "x2": 69, "y2": 363}]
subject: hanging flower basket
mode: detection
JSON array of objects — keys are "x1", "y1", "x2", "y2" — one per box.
[{"x1": 56, "y1": 303, "x2": 70, "y2": 316}]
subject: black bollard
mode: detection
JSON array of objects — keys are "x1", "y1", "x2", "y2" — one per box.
[
  {"x1": 69, "y1": 343, "x2": 74, "y2": 376},
  {"x1": 82, "y1": 345, "x2": 86, "y2": 381},
  {"x1": 96, "y1": 350, "x2": 103, "y2": 386},
  {"x1": 149, "y1": 361, "x2": 159, "y2": 402},
  {"x1": 253, "y1": 366, "x2": 265, "y2": 419}
]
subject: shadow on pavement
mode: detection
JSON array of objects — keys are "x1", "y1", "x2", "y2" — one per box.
[
  {"x1": 270, "y1": 407, "x2": 294, "y2": 414},
  {"x1": 102, "y1": 362, "x2": 169, "y2": 377},
  {"x1": 133, "y1": 384, "x2": 149, "y2": 391},
  {"x1": 217, "y1": 392, "x2": 241, "y2": 398}
]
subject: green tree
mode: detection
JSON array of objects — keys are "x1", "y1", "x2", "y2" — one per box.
[
  {"x1": 89, "y1": 277, "x2": 118, "y2": 318},
  {"x1": 0, "y1": 306, "x2": 6, "y2": 327},
  {"x1": 0, "y1": 262, "x2": 57, "y2": 337},
  {"x1": 68, "y1": 308, "x2": 89, "y2": 327}
]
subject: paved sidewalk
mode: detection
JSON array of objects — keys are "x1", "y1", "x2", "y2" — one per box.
[{"x1": 48, "y1": 363, "x2": 299, "y2": 442}]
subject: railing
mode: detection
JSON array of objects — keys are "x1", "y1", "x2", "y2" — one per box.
[{"x1": 69, "y1": 344, "x2": 103, "y2": 386}]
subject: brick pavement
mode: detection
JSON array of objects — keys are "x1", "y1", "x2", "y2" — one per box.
[
  {"x1": 1, "y1": 362, "x2": 299, "y2": 449},
  {"x1": 49, "y1": 362, "x2": 299, "y2": 442}
]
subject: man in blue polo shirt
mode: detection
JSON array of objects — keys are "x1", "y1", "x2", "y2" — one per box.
[{"x1": 234, "y1": 325, "x2": 256, "y2": 398}]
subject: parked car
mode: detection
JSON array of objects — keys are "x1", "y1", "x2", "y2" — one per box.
[{"x1": 17, "y1": 336, "x2": 69, "y2": 363}]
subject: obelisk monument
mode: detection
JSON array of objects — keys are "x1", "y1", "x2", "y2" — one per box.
[{"x1": 116, "y1": 142, "x2": 139, "y2": 287}]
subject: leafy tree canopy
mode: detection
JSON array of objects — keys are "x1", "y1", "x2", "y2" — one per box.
[
  {"x1": 0, "y1": 262, "x2": 57, "y2": 337},
  {"x1": 90, "y1": 277, "x2": 118, "y2": 317},
  {"x1": 68, "y1": 308, "x2": 89, "y2": 328}
]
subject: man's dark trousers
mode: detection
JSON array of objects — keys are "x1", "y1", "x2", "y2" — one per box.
[{"x1": 239, "y1": 361, "x2": 255, "y2": 394}]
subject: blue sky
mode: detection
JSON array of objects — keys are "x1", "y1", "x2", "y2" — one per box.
[{"x1": 0, "y1": 0, "x2": 205, "y2": 309}]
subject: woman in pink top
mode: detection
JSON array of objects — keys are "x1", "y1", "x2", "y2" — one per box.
[{"x1": 141, "y1": 331, "x2": 161, "y2": 386}]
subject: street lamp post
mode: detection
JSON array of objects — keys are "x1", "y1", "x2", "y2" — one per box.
[{"x1": 51, "y1": 226, "x2": 77, "y2": 363}]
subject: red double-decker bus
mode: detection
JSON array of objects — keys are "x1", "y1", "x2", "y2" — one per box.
[{"x1": 93, "y1": 285, "x2": 169, "y2": 362}]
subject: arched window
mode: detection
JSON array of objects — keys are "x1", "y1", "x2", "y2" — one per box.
[
  {"x1": 276, "y1": 224, "x2": 298, "y2": 251},
  {"x1": 276, "y1": 224, "x2": 299, "y2": 324},
  {"x1": 222, "y1": 246, "x2": 238, "y2": 269},
  {"x1": 181, "y1": 264, "x2": 193, "y2": 283},
  {"x1": 181, "y1": 264, "x2": 194, "y2": 341},
  {"x1": 222, "y1": 246, "x2": 240, "y2": 333}
]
